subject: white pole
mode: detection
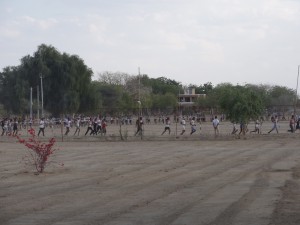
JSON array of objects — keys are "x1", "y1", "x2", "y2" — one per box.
[
  {"x1": 295, "y1": 65, "x2": 300, "y2": 119},
  {"x1": 37, "y1": 85, "x2": 39, "y2": 121},
  {"x1": 40, "y1": 73, "x2": 44, "y2": 118},
  {"x1": 30, "y1": 87, "x2": 33, "y2": 119},
  {"x1": 138, "y1": 67, "x2": 141, "y2": 117}
]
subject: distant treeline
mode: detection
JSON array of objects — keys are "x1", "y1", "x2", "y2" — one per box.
[{"x1": 0, "y1": 44, "x2": 296, "y2": 121}]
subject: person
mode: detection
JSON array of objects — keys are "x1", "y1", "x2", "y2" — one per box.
[
  {"x1": 161, "y1": 117, "x2": 171, "y2": 135},
  {"x1": 96, "y1": 117, "x2": 102, "y2": 134},
  {"x1": 73, "y1": 118, "x2": 81, "y2": 136},
  {"x1": 212, "y1": 116, "x2": 220, "y2": 136},
  {"x1": 1, "y1": 118, "x2": 7, "y2": 136},
  {"x1": 296, "y1": 117, "x2": 300, "y2": 131},
  {"x1": 231, "y1": 122, "x2": 238, "y2": 134},
  {"x1": 101, "y1": 119, "x2": 107, "y2": 135},
  {"x1": 180, "y1": 117, "x2": 186, "y2": 135},
  {"x1": 238, "y1": 121, "x2": 247, "y2": 136},
  {"x1": 90, "y1": 118, "x2": 98, "y2": 135},
  {"x1": 28, "y1": 118, "x2": 33, "y2": 128},
  {"x1": 135, "y1": 116, "x2": 143, "y2": 136},
  {"x1": 85, "y1": 118, "x2": 94, "y2": 135},
  {"x1": 288, "y1": 115, "x2": 295, "y2": 133},
  {"x1": 38, "y1": 118, "x2": 45, "y2": 136},
  {"x1": 267, "y1": 115, "x2": 279, "y2": 134},
  {"x1": 6, "y1": 119, "x2": 12, "y2": 135},
  {"x1": 12, "y1": 117, "x2": 18, "y2": 136},
  {"x1": 0, "y1": 118, "x2": 3, "y2": 135},
  {"x1": 64, "y1": 118, "x2": 71, "y2": 136},
  {"x1": 251, "y1": 120, "x2": 260, "y2": 134},
  {"x1": 190, "y1": 117, "x2": 196, "y2": 135}
]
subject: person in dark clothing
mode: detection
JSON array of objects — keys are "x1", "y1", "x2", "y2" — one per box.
[{"x1": 135, "y1": 117, "x2": 143, "y2": 136}]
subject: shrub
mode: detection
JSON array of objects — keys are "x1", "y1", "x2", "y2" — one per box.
[{"x1": 16, "y1": 128, "x2": 60, "y2": 174}]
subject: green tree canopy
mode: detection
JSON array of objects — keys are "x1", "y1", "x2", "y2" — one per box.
[
  {"x1": 218, "y1": 84, "x2": 265, "y2": 123},
  {"x1": 0, "y1": 44, "x2": 96, "y2": 116}
]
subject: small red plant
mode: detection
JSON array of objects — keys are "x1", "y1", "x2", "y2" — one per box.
[{"x1": 16, "y1": 128, "x2": 60, "y2": 173}]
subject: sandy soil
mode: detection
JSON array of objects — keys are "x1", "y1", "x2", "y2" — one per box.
[{"x1": 1, "y1": 121, "x2": 300, "y2": 225}]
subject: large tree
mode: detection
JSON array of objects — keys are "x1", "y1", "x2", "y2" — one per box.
[
  {"x1": 0, "y1": 44, "x2": 97, "y2": 116},
  {"x1": 218, "y1": 84, "x2": 265, "y2": 123}
]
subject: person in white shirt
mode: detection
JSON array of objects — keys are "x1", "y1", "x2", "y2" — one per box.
[
  {"x1": 180, "y1": 117, "x2": 186, "y2": 135},
  {"x1": 190, "y1": 117, "x2": 196, "y2": 135},
  {"x1": 65, "y1": 118, "x2": 71, "y2": 136},
  {"x1": 251, "y1": 120, "x2": 261, "y2": 134},
  {"x1": 161, "y1": 117, "x2": 171, "y2": 135},
  {"x1": 73, "y1": 118, "x2": 81, "y2": 136},
  {"x1": 212, "y1": 116, "x2": 220, "y2": 136},
  {"x1": 268, "y1": 115, "x2": 279, "y2": 134},
  {"x1": 38, "y1": 118, "x2": 45, "y2": 136}
]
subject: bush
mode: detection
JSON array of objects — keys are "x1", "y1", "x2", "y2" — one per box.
[{"x1": 16, "y1": 128, "x2": 60, "y2": 173}]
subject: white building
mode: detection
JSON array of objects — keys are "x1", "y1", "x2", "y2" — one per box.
[{"x1": 178, "y1": 88, "x2": 206, "y2": 107}]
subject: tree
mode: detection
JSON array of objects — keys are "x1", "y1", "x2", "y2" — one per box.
[
  {"x1": 97, "y1": 71, "x2": 130, "y2": 85},
  {"x1": 0, "y1": 44, "x2": 95, "y2": 116},
  {"x1": 146, "y1": 76, "x2": 181, "y2": 95},
  {"x1": 152, "y1": 92, "x2": 178, "y2": 112},
  {"x1": 266, "y1": 85, "x2": 295, "y2": 116},
  {"x1": 189, "y1": 82, "x2": 213, "y2": 94},
  {"x1": 218, "y1": 85, "x2": 265, "y2": 124}
]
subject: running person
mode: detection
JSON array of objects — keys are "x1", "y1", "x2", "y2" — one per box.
[
  {"x1": 64, "y1": 118, "x2": 71, "y2": 136},
  {"x1": 161, "y1": 117, "x2": 171, "y2": 135},
  {"x1": 180, "y1": 117, "x2": 186, "y2": 135},
  {"x1": 251, "y1": 120, "x2": 260, "y2": 134},
  {"x1": 73, "y1": 118, "x2": 81, "y2": 136},
  {"x1": 190, "y1": 117, "x2": 196, "y2": 135},
  {"x1": 85, "y1": 118, "x2": 94, "y2": 135},
  {"x1": 12, "y1": 118, "x2": 18, "y2": 136},
  {"x1": 268, "y1": 115, "x2": 279, "y2": 133},
  {"x1": 135, "y1": 117, "x2": 143, "y2": 136},
  {"x1": 38, "y1": 118, "x2": 45, "y2": 136}
]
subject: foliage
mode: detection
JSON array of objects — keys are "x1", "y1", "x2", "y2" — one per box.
[
  {"x1": 218, "y1": 85, "x2": 265, "y2": 123},
  {"x1": 0, "y1": 44, "x2": 95, "y2": 116},
  {"x1": 97, "y1": 71, "x2": 130, "y2": 85},
  {"x1": 152, "y1": 93, "x2": 178, "y2": 112},
  {"x1": 189, "y1": 82, "x2": 213, "y2": 94},
  {"x1": 16, "y1": 128, "x2": 60, "y2": 173},
  {"x1": 143, "y1": 76, "x2": 181, "y2": 95},
  {"x1": 0, "y1": 44, "x2": 297, "y2": 116},
  {"x1": 266, "y1": 85, "x2": 295, "y2": 109}
]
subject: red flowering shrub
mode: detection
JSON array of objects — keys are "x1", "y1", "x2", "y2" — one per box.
[{"x1": 16, "y1": 128, "x2": 60, "y2": 173}]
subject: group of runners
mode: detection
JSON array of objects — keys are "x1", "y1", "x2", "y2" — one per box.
[
  {"x1": 2, "y1": 114, "x2": 300, "y2": 137},
  {"x1": 159, "y1": 115, "x2": 220, "y2": 136},
  {"x1": 0, "y1": 116, "x2": 108, "y2": 137},
  {"x1": 159, "y1": 114, "x2": 300, "y2": 137},
  {"x1": 230, "y1": 114, "x2": 300, "y2": 135}
]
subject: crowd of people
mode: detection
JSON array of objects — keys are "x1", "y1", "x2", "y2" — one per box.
[
  {"x1": 1, "y1": 114, "x2": 300, "y2": 138},
  {"x1": 0, "y1": 116, "x2": 108, "y2": 137}
]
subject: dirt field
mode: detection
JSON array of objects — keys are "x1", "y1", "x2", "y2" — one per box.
[{"x1": 1, "y1": 121, "x2": 300, "y2": 225}]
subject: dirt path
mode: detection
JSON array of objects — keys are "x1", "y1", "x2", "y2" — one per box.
[{"x1": 1, "y1": 137, "x2": 300, "y2": 225}]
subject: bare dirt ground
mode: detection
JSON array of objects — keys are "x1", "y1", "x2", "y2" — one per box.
[{"x1": 1, "y1": 121, "x2": 300, "y2": 225}]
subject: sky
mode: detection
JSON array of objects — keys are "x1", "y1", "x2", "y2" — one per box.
[{"x1": 1, "y1": 0, "x2": 300, "y2": 89}]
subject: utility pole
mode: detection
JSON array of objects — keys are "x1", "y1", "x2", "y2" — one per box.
[
  {"x1": 37, "y1": 85, "x2": 40, "y2": 121},
  {"x1": 30, "y1": 87, "x2": 33, "y2": 119},
  {"x1": 294, "y1": 65, "x2": 300, "y2": 128},
  {"x1": 40, "y1": 73, "x2": 44, "y2": 118},
  {"x1": 138, "y1": 67, "x2": 143, "y2": 139},
  {"x1": 138, "y1": 67, "x2": 141, "y2": 117}
]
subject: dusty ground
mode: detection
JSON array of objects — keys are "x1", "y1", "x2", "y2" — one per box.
[{"x1": 1, "y1": 121, "x2": 300, "y2": 225}]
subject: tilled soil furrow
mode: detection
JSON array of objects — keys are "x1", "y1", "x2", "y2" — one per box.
[
  {"x1": 40, "y1": 146, "x2": 291, "y2": 225},
  {"x1": 0, "y1": 142, "x2": 255, "y2": 210}
]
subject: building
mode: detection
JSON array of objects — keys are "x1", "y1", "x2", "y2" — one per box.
[{"x1": 178, "y1": 87, "x2": 206, "y2": 107}]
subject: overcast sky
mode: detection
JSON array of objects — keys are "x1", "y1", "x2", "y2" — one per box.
[{"x1": 1, "y1": 0, "x2": 300, "y2": 89}]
